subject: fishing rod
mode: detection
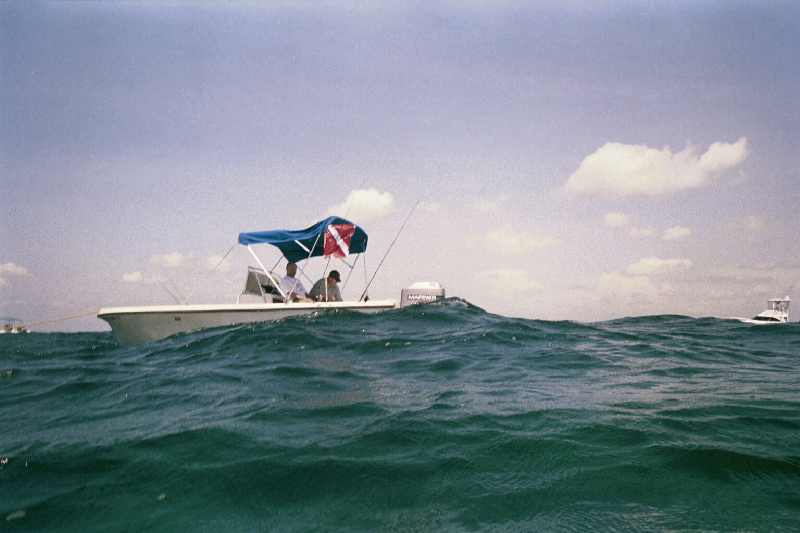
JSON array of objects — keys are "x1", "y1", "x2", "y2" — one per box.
[
  {"x1": 180, "y1": 243, "x2": 237, "y2": 304},
  {"x1": 343, "y1": 177, "x2": 369, "y2": 221},
  {"x1": 360, "y1": 197, "x2": 421, "y2": 302},
  {"x1": 12, "y1": 309, "x2": 101, "y2": 331}
]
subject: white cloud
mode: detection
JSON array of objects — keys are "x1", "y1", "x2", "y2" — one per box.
[
  {"x1": 565, "y1": 138, "x2": 748, "y2": 199},
  {"x1": 0, "y1": 263, "x2": 28, "y2": 276},
  {"x1": 473, "y1": 195, "x2": 509, "y2": 213},
  {"x1": 604, "y1": 213, "x2": 690, "y2": 241},
  {"x1": 595, "y1": 272, "x2": 661, "y2": 299},
  {"x1": 327, "y1": 188, "x2": 395, "y2": 223},
  {"x1": 122, "y1": 271, "x2": 144, "y2": 283},
  {"x1": 603, "y1": 213, "x2": 655, "y2": 238},
  {"x1": 564, "y1": 271, "x2": 686, "y2": 318},
  {"x1": 475, "y1": 269, "x2": 543, "y2": 297},
  {"x1": 0, "y1": 263, "x2": 29, "y2": 276},
  {"x1": 206, "y1": 255, "x2": 233, "y2": 272},
  {"x1": 150, "y1": 252, "x2": 191, "y2": 269},
  {"x1": 698, "y1": 138, "x2": 750, "y2": 174},
  {"x1": 122, "y1": 271, "x2": 171, "y2": 285},
  {"x1": 661, "y1": 226, "x2": 692, "y2": 241},
  {"x1": 626, "y1": 257, "x2": 693, "y2": 276},
  {"x1": 628, "y1": 227, "x2": 656, "y2": 239},
  {"x1": 557, "y1": 274, "x2": 663, "y2": 319},
  {"x1": 604, "y1": 211, "x2": 630, "y2": 228},
  {"x1": 0, "y1": 263, "x2": 29, "y2": 290},
  {"x1": 477, "y1": 225, "x2": 556, "y2": 254},
  {"x1": 421, "y1": 201, "x2": 441, "y2": 213},
  {"x1": 707, "y1": 263, "x2": 800, "y2": 286},
  {"x1": 742, "y1": 215, "x2": 764, "y2": 231}
]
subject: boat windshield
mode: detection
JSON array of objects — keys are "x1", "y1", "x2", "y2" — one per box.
[
  {"x1": 768, "y1": 299, "x2": 789, "y2": 312},
  {"x1": 751, "y1": 316, "x2": 782, "y2": 322}
]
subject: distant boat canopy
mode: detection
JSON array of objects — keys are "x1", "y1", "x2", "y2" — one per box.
[{"x1": 238, "y1": 216, "x2": 368, "y2": 264}]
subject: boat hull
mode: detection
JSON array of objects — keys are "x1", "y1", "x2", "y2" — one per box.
[
  {"x1": 98, "y1": 300, "x2": 399, "y2": 344},
  {"x1": 733, "y1": 317, "x2": 788, "y2": 324}
]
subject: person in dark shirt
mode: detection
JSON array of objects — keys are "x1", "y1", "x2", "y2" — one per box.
[{"x1": 307, "y1": 270, "x2": 342, "y2": 302}]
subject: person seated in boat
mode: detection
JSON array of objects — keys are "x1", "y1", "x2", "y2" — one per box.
[
  {"x1": 279, "y1": 263, "x2": 311, "y2": 302},
  {"x1": 307, "y1": 270, "x2": 343, "y2": 302}
]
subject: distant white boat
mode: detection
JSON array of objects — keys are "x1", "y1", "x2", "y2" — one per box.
[
  {"x1": 0, "y1": 318, "x2": 27, "y2": 334},
  {"x1": 735, "y1": 296, "x2": 790, "y2": 324},
  {"x1": 98, "y1": 217, "x2": 445, "y2": 344}
]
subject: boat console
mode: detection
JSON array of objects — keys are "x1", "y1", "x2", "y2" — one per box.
[{"x1": 237, "y1": 267, "x2": 285, "y2": 304}]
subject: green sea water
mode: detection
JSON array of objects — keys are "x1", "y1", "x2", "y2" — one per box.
[{"x1": 2, "y1": 300, "x2": 799, "y2": 531}]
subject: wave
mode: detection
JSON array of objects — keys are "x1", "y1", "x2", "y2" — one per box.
[{"x1": 3, "y1": 302, "x2": 800, "y2": 532}]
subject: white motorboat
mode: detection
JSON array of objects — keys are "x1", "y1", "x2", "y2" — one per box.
[
  {"x1": 1, "y1": 318, "x2": 27, "y2": 334},
  {"x1": 736, "y1": 296, "x2": 790, "y2": 324},
  {"x1": 98, "y1": 217, "x2": 445, "y2": 344}
]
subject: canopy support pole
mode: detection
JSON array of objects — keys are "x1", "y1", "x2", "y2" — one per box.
[
  {"x1": 247, "y1": 245, "x2": 288, "y2": 301},
  {"x1": 341, "y1": 253, "x2": 360, "y2": 290},
  {"x1": 293, "y1": 239, "x2": 315, "y2": 287}
]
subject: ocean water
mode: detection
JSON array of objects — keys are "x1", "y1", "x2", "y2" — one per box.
[{"x1": 2, "y1": 299, "x2": 799, "y2": 532}]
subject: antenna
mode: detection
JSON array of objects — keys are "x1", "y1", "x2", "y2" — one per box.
[
  {"x1": 360, "y1": 197, "x2": 421, "y2": 301},
  {"x1": 343, "y1": 178, "x2": 368, "y2": 220}
]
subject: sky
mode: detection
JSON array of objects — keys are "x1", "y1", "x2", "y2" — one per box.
[{"x1": 1, "y1": 0, "x2": 799, "y2": 332}]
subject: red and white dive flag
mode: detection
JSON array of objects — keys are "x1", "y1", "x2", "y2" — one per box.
[{"x1": 324, "y1": 224, "x2": 355, "y2": 258}]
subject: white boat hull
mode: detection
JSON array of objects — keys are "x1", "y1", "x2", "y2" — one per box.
[
  {"x1": 0, "y1": 326, "x2": 27, "y2": 334},
  {"x1": 730, "y1": 296, "x2": 791, "y2": 324},
  {"x1": 99, "y1": 300, "x2": 399, "y2": 344},
  {"x1": 734, "y1": 317, "x2": 788, "y2": 325}
]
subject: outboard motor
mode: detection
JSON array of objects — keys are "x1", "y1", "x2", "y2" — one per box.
[{"x1": 400, "y1": 282, "x2": 445, "y2": 307}]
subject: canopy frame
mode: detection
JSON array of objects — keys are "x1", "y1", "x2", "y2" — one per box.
[
  {"x1": 238, "y1": 216, "x2": 368, "y2": 264},
  {"x1": 238, "y1": 217, "x2": 369, "y2": 301}
]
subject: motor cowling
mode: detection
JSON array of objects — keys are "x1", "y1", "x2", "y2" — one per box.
[{"x1": 400, "y1": 282, "x2": 445, "y2": 307}]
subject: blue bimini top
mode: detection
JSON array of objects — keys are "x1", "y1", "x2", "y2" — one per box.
[{"x1": 238, "y1": 216, "x2": 368, "y2": 264}]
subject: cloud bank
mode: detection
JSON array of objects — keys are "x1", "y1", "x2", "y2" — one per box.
[
  {"x1": 626, "y1": 257, "x2": 693, "y2": 276},
  {"x1": 150, "y1": 252, "x2": 192, "y2": 270},
  {"x1": 0, "y1": 262, "x2": 29, "y2": 289},
  {"x1": 473, "y1": 196, "x2": 509, "y2": 213},
  {"x1": 604, "y1": 212, "x2": 630, "y2": 228},
  {"x1": 661, "y1": 226, "x2": 692, "y2": 241},
  {"x1": 327, "y1": 188, "x2": 395, "y2": 223},
  {"x1": 122, "y1": 272, "x2": 145, "y2": 283},
  {"x1": 476, "y1": 225, "x2": 557, "y2": 254},
  {"x1": 475, "y1": 269, "x2": 543, "y2": 298},
  {"x1": 566, "y1": 138, "x2": 748, "y2": 199},
  {"x1": 605, "y1": 212, "x2": 692, "y2": 241}
]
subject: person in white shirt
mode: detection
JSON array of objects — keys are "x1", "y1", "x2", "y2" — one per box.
[{"x1": 279, "y1": 263, "x2": 310, "y2": 302}]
